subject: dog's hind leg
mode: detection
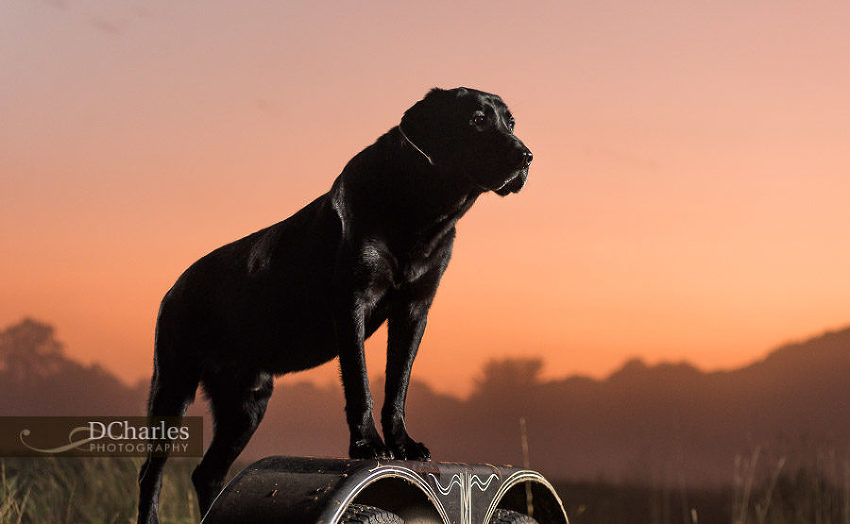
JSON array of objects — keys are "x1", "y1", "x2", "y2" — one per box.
[
  {"x1": 192, "y1": 371, "x2": 274, "y2": 519},
  {"x1": 137, "y1": 348, "x2": 199, "y2": 524}
]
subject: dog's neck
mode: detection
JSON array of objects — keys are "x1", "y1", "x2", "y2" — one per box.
[
  {"x1": 414, "y1": 190, "x2": 478, "y2": 257},
  {"x1": 334, "y1": 129, "x2": 482, "y2": 249},
  {"x1": 393, "y1": 136, "x2": 480, "y2": 224},
  {"x1": 397, "y1": 124, "x2": 435, "y2": 166}
]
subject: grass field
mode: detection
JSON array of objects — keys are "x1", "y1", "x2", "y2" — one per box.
[
  {"x1": 1, "y1": 456, "x2": 848, "y2": 523},
  {"x1": 0, "y1": 457, "x2": 199, "y2": 524}
]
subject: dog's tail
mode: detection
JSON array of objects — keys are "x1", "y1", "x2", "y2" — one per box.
[{"x1": 137, "y1": 295, "x2": 200, "y2": 524}]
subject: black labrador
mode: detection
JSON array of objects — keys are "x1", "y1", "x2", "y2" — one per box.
[{"x1": 137, "y1": 87, "x2": 532, "y2": 523}]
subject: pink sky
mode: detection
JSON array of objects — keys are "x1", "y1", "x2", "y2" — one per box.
[{"x1": 1, "y1": 1, "x2": 849, "y2": 396}]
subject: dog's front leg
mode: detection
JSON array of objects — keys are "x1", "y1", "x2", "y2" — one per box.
[
  {"x1": 337, "y1": 302, "x2": 393, "y2": 459},
  {"x1": 381, "y1": 301, "x2": 431, "y2": 461}
]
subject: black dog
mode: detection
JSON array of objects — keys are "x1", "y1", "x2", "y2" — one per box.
[{"x1": 137, "y1": 87, "x2": 532, "y2": 523}]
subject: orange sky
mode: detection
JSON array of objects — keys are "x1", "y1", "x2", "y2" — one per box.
[{"x1": 2, "y1": 1, "x2": 849, "y2": 397}]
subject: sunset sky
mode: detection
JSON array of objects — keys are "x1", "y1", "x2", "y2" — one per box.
[{"x1": 2, "y1": 1, "x2": 849, "y2": 397}]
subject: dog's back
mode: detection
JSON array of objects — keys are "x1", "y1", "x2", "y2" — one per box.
[{"x1": 160, "y1": 193, "x2": 345, "y2": 370}]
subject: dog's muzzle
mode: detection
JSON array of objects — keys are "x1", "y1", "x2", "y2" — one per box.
[
  {"x1": 494, "y1": 168, "x2": 528, "y2": 196},
  {"x1": 494, "y1": 148, "x2": 532, "y2": 196}
]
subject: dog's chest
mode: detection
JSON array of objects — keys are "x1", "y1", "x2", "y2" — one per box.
[{"x1": 359, "y1": 239, "x2": 443, "y2": 290}]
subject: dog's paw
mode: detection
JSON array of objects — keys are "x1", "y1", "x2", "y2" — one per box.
[
  {"x1": 349, "y1": 437, "x2": 394, "y2": 460},
  {"x1": 390, "y1": 436, "x2": 431, "y2": 461}
]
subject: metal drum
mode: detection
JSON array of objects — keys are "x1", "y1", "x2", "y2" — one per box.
[{"x1": 202, "y1": 456, "x2": 569, "y2": 523}]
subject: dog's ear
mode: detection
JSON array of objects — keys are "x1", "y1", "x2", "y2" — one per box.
[{"x1": 399, "y1": 88, "x2": 452, "y2": 165}]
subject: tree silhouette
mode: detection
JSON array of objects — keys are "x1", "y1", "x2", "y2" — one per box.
[
  {"x1": 0, "y1": 318, "x2": 147, "y2": 415},
  {"x1": 0, "y1": 317, "x2": 66, "y2": 382},
  {"x1": 472, "y1": 357, "x2": 544, "y2": 397}
]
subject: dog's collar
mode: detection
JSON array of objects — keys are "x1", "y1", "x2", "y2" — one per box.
[{"x1": 398, "y1": 125, "x2": 435, "y2": 166}]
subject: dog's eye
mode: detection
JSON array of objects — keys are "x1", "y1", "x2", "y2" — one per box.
[
  {"x1": 508, "y1": 119, "x2": 516, "y2": 132},
  {"x1": 471, "y1": 112, "x2": 487, "y2": 126}
]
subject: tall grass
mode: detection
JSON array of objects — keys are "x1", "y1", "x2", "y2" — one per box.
[
  {"x1": 0, "y1": 457, "x2": 200, "y2": 524},
  {"x1": 556, "y1": 448, "x2": 850, "y2": 524}
]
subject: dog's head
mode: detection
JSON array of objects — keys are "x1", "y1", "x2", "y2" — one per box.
[{"x1": 399, "y1": 87, "x2": 533, "y2": 195}]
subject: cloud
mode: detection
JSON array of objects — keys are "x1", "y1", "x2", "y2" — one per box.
[
  {"x1": 254, "y1": 98, "x2": 282, "y2": 118},
  {"x1": 89, "y1": 17, "x2": 123, "y2": 36}
]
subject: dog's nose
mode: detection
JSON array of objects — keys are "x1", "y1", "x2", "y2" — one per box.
[{"x1": 523, "y1": 150, "x2": 533, "y2": 167}]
